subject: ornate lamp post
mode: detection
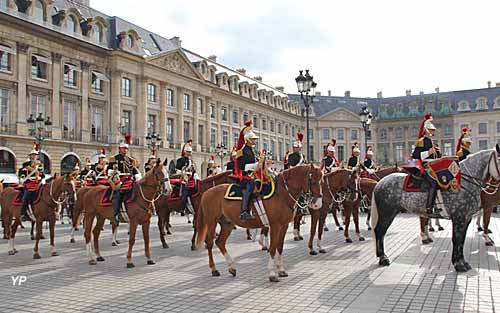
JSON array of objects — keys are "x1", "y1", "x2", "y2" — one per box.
[
  {"x1": 216, "y1": 143, "x2": 227, "y2": 167},
  {"x1": 359, "y1": 106, "x2": 373, "y2": 156},
  {"x1": 27, "y1": 113, "x2": 52, "y2": 171},
  {"x1": 146, "y1": 132, "x2": 161, "y2": 157},
  {"x1": 295, "y1": 70, "x2": 316, "y2": 162}
]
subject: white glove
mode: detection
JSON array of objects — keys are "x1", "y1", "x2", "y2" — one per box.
[
  {"x1": 244, "y1": 163, "x2": 258, "y2": 172},
  {"x1": 107, "y1": 169, "x2": 114, "y2": 176},
  {"x1": 176, "y1": 169, "x2": 182, "y2": 175},
  {"x1": 193, "y1": 173, "x2": 200, "y2": 180},
  {"x1": 134, "y1": 173, "x2": 142, "y2": 180},
  {"x1": 368, "y1": 169, "x2": 375, "y2": 174}
]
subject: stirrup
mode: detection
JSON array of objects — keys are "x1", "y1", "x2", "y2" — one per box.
[{"x1": 240, "y1": 211, "x2": 255, "y2": 220}]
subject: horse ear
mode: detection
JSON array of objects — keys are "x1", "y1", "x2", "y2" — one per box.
[
  {"x1": 54, "y1": 173, "x2": 58, "y2": 178},
  {"x1": 496, "y1": 143, "x2": 500, "y2": 154},
  {"x1": 163, "y1": 157, "x2": 168, "y2": 166},
  {"x1": 156, "y1": 158, "x2": 161, "y2": 166}
]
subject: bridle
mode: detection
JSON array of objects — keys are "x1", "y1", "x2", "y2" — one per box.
[
  {"x1": 461, "y1": 151, "x2": 500, "y2": 195},
  {"x1": 138, "y1": 167, "x2": 169, "y2": 212},
  {"x1": 281, "y1": 166, "x2": 321, "y2": 211}
]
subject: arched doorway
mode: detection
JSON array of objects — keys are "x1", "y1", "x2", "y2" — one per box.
[
  {"x1": 61, "y1": 152, "x2": 80, "y2": 174},
  {"x1": 39, "y1": 151, "x2": 51, "y2": 175},
  {"x1": 0, "y1": 147, "x2": 17, "y2": 184}
]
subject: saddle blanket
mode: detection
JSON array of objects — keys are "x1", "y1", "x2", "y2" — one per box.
[
  {"x1": 403, "y1": 174, "x2": 428, "y2": 192},
  {"x1": 224, "y1": 180, "x2": 275, "y2": 201},
  {"x1": 12, "y1": 187, "x2": 42, "y2": 206},
  {"x1": 168, "y1": 179, "x2": 200, "y2": 201},
  {"x1": 99, "y1": 187, "x2": 135, "y2": 207},
  {"x1": 427, "y1": 157, "x2": 461, "y2": 193}
]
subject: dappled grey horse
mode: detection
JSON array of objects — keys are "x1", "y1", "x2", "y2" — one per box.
[{"x1": 371, "y1": 145, "x2": 500, "y2": 272}]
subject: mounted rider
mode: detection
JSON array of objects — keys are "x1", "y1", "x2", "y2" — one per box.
[
  {"x1": 93, "y1": 148, "x2": 109, "y2": 186},
  {"x1": 175, "y1": 139, "x2": 199, "y2": 214},
  {"x1": 411, "y1": 113, "x2": 442, "y2": 217},
  {"x1": 321, "y1": 139, "x2": 340, "y2": 174},
  {"x1": 361, "y1": 146, "x2": 377, "y2": 179},
  {"x1": 79, "y1": 158, "x2": 95, "y2": 186},
  {"x1": 108, "y1": 134, "x2": 141, "y2": 223},
  {"x1": 456, "y1": 127, "x2": 472, "y2": 162},
  {"x1": 144, "y1": 154, "x2": 156, "y2": 174},
  {"x1": 225, "y1": 147, "x2": 237, "y2": 171},
  {"x1": 207, "y1": 156, "x2": 218, "y2": 177},
  {"x1": 233, "y1": 120, "x2": 259, "y2": 220},
  {"x1": 347, "y1": 142, "x2": 361, "y2": 170},
  {"x1": 19, "y1": 142, "x2": 45, "y2": 220},
  {"x1": 284, "y1": 132, "x2": 305, "y2": 170}
]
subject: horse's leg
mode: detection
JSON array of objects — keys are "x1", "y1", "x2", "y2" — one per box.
[
  {"x1": 246, "y1": 228, "x2": 252, "y2": 240},
  {"x1": 84, "y1": 213, "x2": 97, "y2": 265},
  {"x1": 293, "y1": 213, "x2": 303, "y2": 241},
  {"x1": 190, "y1": 226, "x2": 198, "y2": 251},
  {"x1": 308, "y1": 210, "x2": 319, "y2": 255},
  {"x1": 206, "y1": 222, "x2": 219, "y2": 276},
  {"x1": 158, "y1": 211, "x2": 168, "y2": 249},
  {"x1": 332, "y1": 204, "x2": 343, "y2": 230},
  {"x1": 353, "y1": 205, "x2": 365, "y2": 241},
  {"x1": 93, "y1": 216, "x2": 106, "y2": 262},
  {"x1": 258, "y1": 227, "x2": 269, "y2": 251},
  {"x1": 419, "y1": 217, "x2": 432, "y2": 244},
  {"x1": 268, "y1": 224, "x2": 281, "y2": 282},
  {"x1": 276, "y1": 223, "x2": 289, "y2": 277},
  {"x1": 483, "y1": 207, "x2": 494, "y2": 246},
  {"x1": 70, "y1": 209, "x2": 78, "y2": 243},
  {"x1": 215, "y1": 223, "x2": 236, "y2": 276},
  {"x1": 476, "y1": 213, "x2": 483, "y2": 231},
  {"x1": 166, "y1": 212, "x2": 172, "y2": 235},
  {"x1": 452, "y1": 217, "x2": 472, "y2": 272},
  {"x1": 317, "y1": 210, "x2": 327, "y2": 250},
  {"x1": 343, "y1": 204, "x2": 352, "y2": 243},
  {"x1": 126, "y1": 221, "x2": 138, "y2": 268},
  {"x1": 49, "y1": 218, "x2": 58, "y2": 256},
  {"x1": 373, "y1": 203, "x2": 399, "y2": 266},
  {"x1": 111, "y1": 223, "x2": 120, "y2": 246},
  {"x1": 33, "y1": 218, "x2": 43, "y2": 259},
  {"x1": 8, "y1": 218, "x2": 19, "y2": 255},
  {"x1": 366, "y1": 207, "x2": 372, "y2": 230},
  {"x1": 142, "y1": 219, "x2": 155, "y2": 265},
  {"x1": 30, "y1": 221, "x2": 35, "y2": 240}
]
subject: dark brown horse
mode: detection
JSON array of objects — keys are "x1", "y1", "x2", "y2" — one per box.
[
  {"x1": 196, "y1": 164, "x2": 323, "y2": 282},
  {"x1": 78, "y1": 158, "x2": 171, "y2": 267},
  {"x1": 342, "y1": 178, "x2": 377, "y2": 243},
  {"x1": 1, "y1": 174, "x2": 76, "y2": 257}
]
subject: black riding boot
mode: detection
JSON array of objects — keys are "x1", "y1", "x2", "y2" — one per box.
[
  {"x1": 112, "y1": 191, "x2": 122, "y2": 224},
  {"x1": 426, "y1": 188, "x2": 439, "y2": 216},
  {"x1": 240, "y1": 185, "x2": 254, "y2": 220},
  {"x1": 20, "y1": 201, "x2": 29, "y2": 221}
]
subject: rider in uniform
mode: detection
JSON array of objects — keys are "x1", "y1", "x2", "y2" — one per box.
[
  {"x1": 411, "y1": 113, "x2": 442, "y2": 217},
  {"x1": 80, "y1": 158, "x2": 95, "y2": 186},
  {"x1": 347, "y1": 142, "x2": 361, "y2": 170},
  {"x1": 284, "y1": 132, "x2": 305, "y2": 170},
  {"x1": 456, "y1": 127, "x2": 472, "y2": 162},
  {"x1": 233, "y1": 121, "x2": 259, "y2": 220},
  {"x1": 175, "y1": 139, "x2": 199, "y2": 214},
  {"x1": 108, "y1": 135, "x2": 141, "y2": 223},
  {"x1": 226, "y1": 147, "x2": 236, "y2": 171},
  {"x1": 361, "y1": 146, "x2": 376, "y2": 179},
  {"x1": 207, "y1": 156, "x2": 217, "y2": 177},
  {"x1": 321, "y1": 139, "x2": 340, "y2": 174},
  {"x1": 93, "y1": 148, "x2": 109, "y2": 186},
  {"x1": 144, "y1": 155, "x2": 156, "y2": 174},
  {"x1": 19, "y1": 143, "x2": 44, "y2": 221}
]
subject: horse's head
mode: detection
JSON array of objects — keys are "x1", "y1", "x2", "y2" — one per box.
[
  {"x1": 144, "y1": 157, "x2": 172, "y2": 195},
  {"x1": 490, "y1": 144, "x2": 500, "y2": 180},
  {"x1": 305, "y1": 164, "x2": 323, "y2": 209}
]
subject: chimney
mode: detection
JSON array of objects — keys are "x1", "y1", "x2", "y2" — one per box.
[
  {"x1": 315, "y1": 91, "x2": 321, "y2": 96},
  {"x1": 435, "y1": 87, "x2": 440, "y2": 93},
  {"x1": 496, "y1": 82, "x2": 500, "y2": 87},
  {"x1": 236, "y1": 68, "x2": 246, "y2": 75},
  {"x1": 328, "y1": 90, "x2": 331, "y2": 96},
  {"x1": 377, "y1": 91, "x2": 383, "y2": 98},
  {"x1": 488, "y1": 81, "x2": 491, "y2": 88},
  {"x1": 275, "y1": 86, "x2": 285, "y2": 92},
  {"x1": 253, "y1": 76, "x2": 262, "y2": 82},
  {"x1": 169, "y1": 36, "x2": 182, "y2": 47},
  {"x1": 344, "y1": 90, "x2": 350, "y2": 97},
  {"x1": 405, "y1": 89, "x2": 411, "y2": 96},
  {"x1": 208, "y1": 55, "x2": 217, "y2": 62}
]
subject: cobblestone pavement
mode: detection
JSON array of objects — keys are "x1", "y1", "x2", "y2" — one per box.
[{"x1": 0, "y1": 212, "x2": 499, "y2": 313}]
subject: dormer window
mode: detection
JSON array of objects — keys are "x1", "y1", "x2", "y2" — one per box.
[
  {"x1": 94, "y1": 24, "x2": 103, "y2": 44},
  {"x1": 127, "y1": 35, "x2": 134, "y2": 48},
  {"x1": 66, "y1": 15, "x2": 76, "y2": 33},
  {"x1": 34, "y1": 0, "x2": 45, "y2": 22},
  {"x1": 223, "y1": 76, "x2": 227, "y2": 85}
]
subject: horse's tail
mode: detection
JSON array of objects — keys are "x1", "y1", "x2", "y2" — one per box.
[
  {"x1": 370, "y1": 192, "x2": 379, "y2": 241},
  {"x1": 195, "y1": 196, "x2": 208, "y2": 250}
]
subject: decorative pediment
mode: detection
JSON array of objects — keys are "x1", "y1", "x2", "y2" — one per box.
[
  {"x1": 321, "y1": 107, "x2": 360, "y2": 121},
  {"x1": 146, "y1": 49, "x2": 204, "y2": 80}
]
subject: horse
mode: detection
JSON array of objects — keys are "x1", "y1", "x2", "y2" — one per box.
[
  {"x1": 0, "y1": 174, "x2": 76, "y2": 257},
  {"x1": 342, "y1": 178, "x2": 377, "y2": 243},
  {"x1": 196, "y1": 164, "x2": 323, "y2": 282},
  {"x1": 371, "y1": 146, "x2": 500, "y2": 272},
  {"x1": 155, "y1": 171, "x2": 232, "y2": 250},
  {"x1": 79, "y1": 158, "x2": 171, "y2": 267}
]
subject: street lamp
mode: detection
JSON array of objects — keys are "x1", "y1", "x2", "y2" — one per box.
[
  {"x1": 216, "y1": 143, "x2": 228, "y2": 167},
  {"x1": 359, "y1": 106, "x2": 373, "y2": 156},
  {"x1": 146, "y1": 132, "x2": 161, "y2": 157},
  {"x1": 295, "y1": 70, "x2": 317, "y2": 162},
  {"x1": 26, "y1": 113, "x2": 52, "y2": 173}
]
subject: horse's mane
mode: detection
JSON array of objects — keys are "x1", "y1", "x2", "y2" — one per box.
[
  {"x1": 461, "y1": 149, "x2": 495, "y2": 165},
  {"x1": 201, "y1": 171, "x2": 230, "y2": 183}
]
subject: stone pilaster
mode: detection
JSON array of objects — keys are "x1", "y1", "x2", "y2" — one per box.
[
  {"x1": 16, "y1": 42, "x2": 28, "y2": 136},
  {"x1": 216, "y1": 101, "x2": 222, "y2": 145},
  {"x1": 159, "y1": 83, "x2": 167, "y2": 148},
  {"x1": 51, "y1": 52, "x2": 62, "y2": 140},
  {"x1": 176, "y1": 86, "x2": 184, "y2": 146},
  {"x1": 205, "y1": 97, "x2": 211, "y2": 151},
  {"x1": 80, "y1": 61, "x2": 90, "y2": 142},
  {"x1": 110, "y1": 69, "x2": 122, "y2": 144},
  {"x1": 136, "y1": 76, "x2": 147, "y2": 146},
  {"x1": 192, "y1": 91, "x2": 200, "y2": 151}
]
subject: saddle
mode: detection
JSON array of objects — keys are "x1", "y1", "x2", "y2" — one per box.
[
  {"x1": 12, "y1": 186, "x2": 43, "y2": 206},
  {"x1": 168, "y1": 178, "x2": 200, "y2": 200},
  {"x1": 224, "y1": 179, "x2": 275, "y2": 201},
  {"x1": 99, "y1": 186, "x2": 134, "y2": 207},
  {"x1": 402, "y1": 157, "x2": 461, "y2": 193}
]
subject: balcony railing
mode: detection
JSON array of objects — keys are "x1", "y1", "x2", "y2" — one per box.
[{"x1": 0, "y1": 123, "x2": 16, "y2": 135}]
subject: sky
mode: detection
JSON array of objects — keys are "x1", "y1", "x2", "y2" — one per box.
[{"x1": 92, "y1": 0, "x2": 500, "y2": 98}]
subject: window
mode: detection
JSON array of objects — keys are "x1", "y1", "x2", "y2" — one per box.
[
  {"x1": 31, "y1": 95, "x2": 46, "y2": 118},
  {"x1": 479, "y1": 139, "x2": 488, "y2": 150},
  {"x1": 198, "y1": 125, "x2": 204, "y2": 146},
  {"x1": 147, "y1": 114, "x2": 156, "y2": 134},
  {"x1": 63, "y1": 101, "x2": 77, "y2": 140},
  {"x1": 31, "y1": 55, "x2": 48, "y2": 80},
  {"x1": 308, "y1": 146, "x2": 314, "y2": 161},
  {"x1": 221, "y1": 107, "x2": 227, "y2": 121},
  {"x1": 210, "y1": 104, "x2": 216, "y2": 119},
  {"x1": 0, "y1": 149, "x2": 15, "y2": 174},
  {"x1": 233, "y1": 132, "x2": 239, "y2": 146},
  {"x1": 33, "y1": 0, "x2": 45, "y2": 22},
  {"x1": 444, "y1": 124, "x2": 453, "y2": 137},
  {"x1": 122, "y1": 110, "x2": 131, "y2": 134},
  {"x1": 210, "y1": 128, "x2": 216, "y2": 146},
  {"x1": 166, "y1": 118, "x2": 174, "y2": 142},
  {"x1": 243, "y1": 112, "x2": 249, "y2": 122},
  {"x1": 63, "y1": 64, "x2": 78, "y2": 87},
  {"x1": 222, "y1": 130, "x2": 229, "y2": 147},
  {"x1": 322, "y1": 128, "x2": 330, "y2": 140},
  {"x1": 197, "y1": 98, "x2": 203, "y2": 114},
  {"x1": 497, "y1": 121, "x2": 500, "y2": 133},
  {"x1": 443, "y1": 142, "x2": 453, "y2": 156},
  {"x1": 0, "y1": 46, "x2": 10, "y2": 71},
  {"x1": 0, "y1": 88, "x2": 9, "y2": 133},
  {"x1": 460, "y1": 124, "x2": 469, "y2": 131},
  {"x1": 262, "y1": 119, "x2": 267, "y2": 130},
  {"x1": 351, "y1": 129, "x2": 358, "y2": 140},
  {"x1": 308, "y1": 129, "x2": 314, "y2": 140},
  {"x1": 166, "y1": 89, "x2": 174, "y2": 107},
  {"x1": 395, "y1": 144, "x2": 404, "y2": 162},
  {"x1": 458, "y1": 100, "x2": 470, "y2": 111},
  {"x1": 288, "y1": 125, "x2": 292, "y2": 136},
  {"x1": 183, "y1": 94, "x2": 190, "y2": 111},
  {"x1": 278, "y1": 141, "x2": 283, "y2": 160},
  {"x1": 66, "y1": 16, "x2": 76, "y2": 33},
  {"x1": 270, "y1": 120, "x2": 275, "y2": 132},
  {"x1": 253, "y1": 116, "x2": 258, "y2": 128},
  {"x1": 147, "y1": 84, "x2": 157, "y2": 102},
  {"x1": 183, "y1": 121, "x2": 190, "y2": 142},
  {"x1": 232, "y1": 110, "x2": 239, "y2": 124},
  {"x1": 337, "y1": 129, "x2": 344, "y2": 140},
  {"x1": 477, "y1": 97, "x2": 488, "y2": 110},
  {"x1": 395, "y1": 127, "x2": 403, "y2": 140},
  {"x1": 91, "y1": 106, "x2": 103, "y2": 142},
  {"x1": 121, "y1": 78, "x2": 131, "y2": 97},
  {"x1": 270, "y1": 140, "x2": 276, "y2": 159},
  {"x1": 94, "y1": 24, "x2": 103, "y2": 44},
  {"x1": 337, "y1": 145, "x2": 345, "y2": 162},
  {"x1": 91, "y1": 73, "x2": 104, "y2": 93},
  {"x1": 379, "y1": 129, "x2": 387, "y2": 140},
  {"x1": 479, "y1": 122, "x2": 488, "y2": 134},
  {"x1": 411, "y1": 127, "x2": 418, "y2": 138},
  {"x1": 263, "y1": 140, "x2": 269, "y2": 152},
  {"x1": 127, "y1": 35, "x2": 134, "y2": 48}
]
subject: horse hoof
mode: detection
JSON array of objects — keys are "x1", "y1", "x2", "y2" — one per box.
[
  {"x1": 367, "y1": 226, "x2": 372, "y2": 231},
  {"x1": 115, "y1": 240, "x2": 120, "y2": 244},
  {"x1": 345, "y1": 238, "x2": 353, "y2": 243},
  {"x1": 112, "y1": 242, "x2": 117, "y2": 247},
  {"x1": 294, "y1": 237, "x2": 300, "y2": 241},
  {"x1": 261, "y1": 247, "x2": 268, "y2": 251},
  {"x1": 477, "y1": 226, "x2": 484, "y2": 232},
  {"x1": 486, "y1": 241, "x2": 494, "y2": 246},
  {"x1": 30, "y1": 236, "x2": 34, "y2": 240},
  {"x1": 438, "y1": 226, "x2": 444, "y2": 231},
  {"x1": 162, "y1": 243, "x2": 169, "y2": 249},
  {"x1": 379, "y1": 256, "x2": 390, "y2": 266},
  {"x1": 359, "y1": 237, "x2": 365, "y2": 242},
  {"x1": 188, "y1": 220, "x2": 192, "y2": 224},
  {"x1": 269, "y1": 276, "x2": 279, "y2": 282},
  {"x1": 75, "y1": 228, "x2": 79, "y2": 231},
  {"x1": 299, "y1": 236, "x2": 304, "y2": 241},
  {"x1": 428, "y1": 237, "x2": 434, "y2": 243},
  {"x1": 429, "y1": 227, "x2": 435, "y2": 232},
  {"x1": 70, "y1": 238, "x2": 75, "y2": 243},
  {"x1": 8, "y1": 250, "x2": 15, "y2": 256},
  {"x1": 33, "y1": 253, "x2": 41, "y2": 259},
  {"x1": 487, "y1": 229, "x2": 493, "y2": 234},
  {"x1": 147, "y1": 260, "x2": 155, "y2": 265},
  {"x1": 88, "y1": 260, "x2": 97, "y2": 265},
  {"x1": 190, "y1": 245, "x2": 196, "y2": 251},
  {"x1": 228, "y1": 268, "x2": 237, "y2": 277},
  {"x1": 96, "y1": 256, "x2": 105, "y2": 262},
  {"x1": 464, "y1": 262, "x2": 472, "y2": 271},
  {"x1": 41, "y1": 236, "x2": 45, "y2": 240},
  {"x1": 324, "y1": 227, "x2": 329, "y2": 232},
  {"x1": 454, "y1": 263, "x2": 468, "y2": 272},
  {"x1": 309, "y1": 250, "x2": 318, "y2": 256},
  {"x1": 126, "y1": 263, "x2": 135, "y2": 268},
  {"x1": 319, "y1": 249, "x2": 326, "y2": 254},
  {"x1": 212, "y1": 270, "x2": 220, "y2": 277},
  {"x1": 278, "y1": 271, "x2": 288, "y2": 277},
  {"x1": 422, "y1": 239, "x2": 431, "y2": 245},
  {"x1": 247, "y1": 236, "x2": 252, "y2": 241},
  {"x1": 51, "y1": 252, "x2": 59, "y2": 257},
  {"x1": 338, "y1": 227, "x2": 344, "y2": 231},
  {"x1": 167, "y1": 231, "x2": 172, "y2": 235}
]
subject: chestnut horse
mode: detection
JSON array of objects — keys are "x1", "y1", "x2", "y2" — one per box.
[
  {"x1": 0, "y1": 174, "x2": 76, "y2": 257},
  {"x1": 342, "y1": 178, "x2": 377, "y2": 243},
  {"x1": 155, "y1": 171, "x2": 232, "y2": 250},
  {"x1": 196, "y1": 164, "x2": 323, "y2": 282},
  {"x1": 79, "y1": 158, "x2": 171, "y2": 267}
]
